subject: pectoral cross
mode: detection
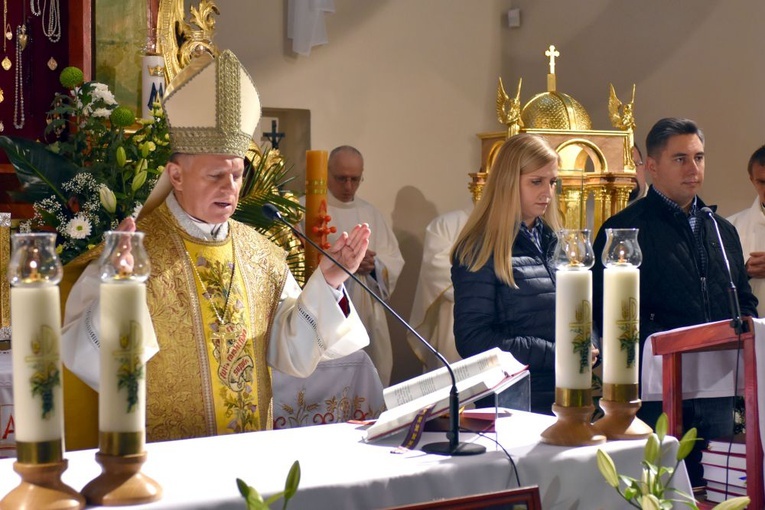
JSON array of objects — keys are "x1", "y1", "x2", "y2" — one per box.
[
  {"x1": 262, "y1": 119, "x2": 285, "y2": 150},
  {"x1": 545, "y1": 45, "x2": 560, "y2": 74}
]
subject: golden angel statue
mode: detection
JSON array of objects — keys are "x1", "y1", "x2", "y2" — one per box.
[
  {"x1": 608, "y1": 83, "x2": 636, "y2": 131},
  {"x1": 497, "y1": 77, "x2": 523, "y2": 137}
]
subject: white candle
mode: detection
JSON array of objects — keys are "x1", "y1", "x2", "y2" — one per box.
[
  {"x1": 555, "y1": 269, "x2": 592, "y2": 389},
  {"x1": 602, "y1": 266, "x2": 640, "y2": 384},
  {"x1": 99, "y1": 282, "x2": 147, "y2": 433},
  {"x1": 10, "y1": 286, "x2": 64, "y2": 442}
]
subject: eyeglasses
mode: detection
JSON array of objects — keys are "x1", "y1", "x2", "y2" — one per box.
[{"x1": 331, "y1": 174, "x2": 363, "y2": 185}]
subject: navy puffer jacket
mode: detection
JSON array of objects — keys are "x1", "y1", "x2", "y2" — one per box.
[{"x1": 452, "y1": 224, "x2": 557, "y2": 411}]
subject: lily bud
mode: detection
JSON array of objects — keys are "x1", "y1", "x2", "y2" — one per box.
[
  {"x1": 116, "y1": 146, "x2": 127, "y2": 167},
  {"x1": 132, "y1": 170, "x2": 147, "y2": 192},
  {"x1": 99, "y1": 185, "x2": 117, "y2": 213}
]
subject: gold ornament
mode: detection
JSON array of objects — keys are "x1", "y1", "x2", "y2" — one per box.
[
  {"x1": 47, "y1": 56, "x2": 57, "y2": 70},
  {"x1": 1, "y1": 56, "x2": 9, "y2": 71}
]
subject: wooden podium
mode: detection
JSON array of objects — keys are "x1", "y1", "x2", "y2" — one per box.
[{"x1": 651, "y1": 317, "x2": 762, "y2": 508}]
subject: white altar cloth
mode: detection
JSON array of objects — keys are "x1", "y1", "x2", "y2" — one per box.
[{"x1": 0, "y1": 411, "x2": 692, "y2": 509}]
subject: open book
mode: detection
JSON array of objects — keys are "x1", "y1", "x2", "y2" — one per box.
[{"x1": 363, "y1": 347, "x2": 528, "y2": 442}]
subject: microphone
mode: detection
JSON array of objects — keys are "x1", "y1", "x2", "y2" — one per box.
[
  {"x1": 263, "y1": 203, "x2": 485, "y2": 456},
  {"x1": 700, "y1": 207, "x2": 744, "y2": 335}
]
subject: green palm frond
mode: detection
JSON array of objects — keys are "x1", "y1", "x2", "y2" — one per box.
[{"x1": 234, "y1": 145, "x2": 305, "y2": 285}]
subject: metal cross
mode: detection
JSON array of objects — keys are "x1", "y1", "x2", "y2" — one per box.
[{"x1": 545, "y1": 45, "x2": 560, "y2": 74}]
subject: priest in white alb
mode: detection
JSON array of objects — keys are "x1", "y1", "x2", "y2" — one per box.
[
  {"x1": 728, "y1": 144, "x2": 765, "y2": 315},
  {"x1": 407, "y1": 206, "x2": 472, "y2": 372},
  {"x1": 302, "y1": 146, "x2": 404, "y2": 386}
]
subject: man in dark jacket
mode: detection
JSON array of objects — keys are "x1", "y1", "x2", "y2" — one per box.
[{"x1": 592, "y1": 117, "x2": 758, "y2": 488}]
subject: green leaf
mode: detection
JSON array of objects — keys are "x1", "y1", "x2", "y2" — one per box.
[
  {"x1": 0, "y1": 136, "x2": 80, "y2": 204},
  {"x1": 655, "y1": 413, "x2": 668, "y2": 441},
  {"x1": 597, "y1": 449, "x2": 619, "y2": 487},
  {"x1": 676, "y1": 427, "x2": 697, "y2": 461}
]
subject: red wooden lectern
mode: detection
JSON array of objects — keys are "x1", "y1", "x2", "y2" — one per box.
[{"x1": 651, "y1": 317, "x2": 762, "y2": 508}]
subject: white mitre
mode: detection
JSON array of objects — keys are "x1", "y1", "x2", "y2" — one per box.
[{"x1": 140, "y1": 49, "x2": 261, "y2": 219}]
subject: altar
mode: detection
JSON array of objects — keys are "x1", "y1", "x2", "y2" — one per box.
[{"x1": 0, "y1": 410, "x2": 692, "y2": 509}]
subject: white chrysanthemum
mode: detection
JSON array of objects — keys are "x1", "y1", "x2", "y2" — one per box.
[
  {"x1": 65, "y1": 215, "x2": 92, "y2": 239},
  {"x1": 91, "y1": 83, "x2": 117, "y2": 105},
  {"x1": 91, "y1": 108, "x2": 111, "y2": 118}
]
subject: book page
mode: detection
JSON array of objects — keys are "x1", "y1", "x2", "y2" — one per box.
[
  {"x1": 383, "y1": 348, "x2": 525, "y2": 409},
  {"x1": 364, "y1": 365, "x2": 528, "y2": 442}
]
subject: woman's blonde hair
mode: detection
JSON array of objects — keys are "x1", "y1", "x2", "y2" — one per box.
[{"x1": 452, "y1": 133, "x2": 561, "y2": 287}]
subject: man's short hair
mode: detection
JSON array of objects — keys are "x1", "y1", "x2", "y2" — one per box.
[
  {"x1": 747, "y1": 145, "x2": 765, "y2": 176},
  {"x1": 329, "y1": 146, "x2": 363, "y2": 169},
  {"x1": 645, "y1": 118, "x2": 705, "y2": 159}
]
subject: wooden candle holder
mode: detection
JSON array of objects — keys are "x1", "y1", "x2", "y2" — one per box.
[
  {"x1": 593, "y1": 399, "x2": 652, "y2": 440},
  {"x1": 540, "y1": 404, "x2": 606, "y2": 447},
  {"x1": 540, "y1": 388, "x2": 605, "y2": 447},
  {"x1": 81, "y1": 451, "x2": 162, "y2": 506},
  {"x1": 0, "y1": 460, "x2": 85, "y2": 509}
]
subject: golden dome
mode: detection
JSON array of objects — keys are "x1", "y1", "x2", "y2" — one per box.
[{"x1": 521, "y1": 91, "x2": 592, "y2": 130}]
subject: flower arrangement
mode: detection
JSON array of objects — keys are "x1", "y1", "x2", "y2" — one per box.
[
  {"x1": 0, "y1": 66, "x2": 171, "y2": 265},
  {"x1": 2, "y1": 66, "x2": 304, "y2": 278},
  {"x1": 597, "y1": 413, "x2": 749, "y2": 510}
]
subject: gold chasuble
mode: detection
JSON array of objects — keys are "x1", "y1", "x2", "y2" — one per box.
[{"x1": 138, "y1": 203, "x2": 287, "y2": 441}]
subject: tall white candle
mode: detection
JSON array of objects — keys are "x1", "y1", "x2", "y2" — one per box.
[
  {"x1": 602, "y1": 266, "x2": 640, "y2": 384},
  {"x1": 99, "y1": 282, "x2": 147, "y2": 433},
  {"x1": 10, "y1": 286, "x2": 64, "y2": 442},
  {"x1": 555, "y1": 269, "x2": 592, "y2": 389}
]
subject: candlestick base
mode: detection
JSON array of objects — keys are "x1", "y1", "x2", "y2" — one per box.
[
  {"x1": 540, "y1": 404, "x2": 606, "y2": 447},
  {"x1": 81, "y1": 452, "x2": 162, "y2": 506},
  {"x1": 592, "y1": 398, "x2": 652, "y2": 440},
  {"x1": 0, "y1": 460, "x2": 85, "y2": 509}
]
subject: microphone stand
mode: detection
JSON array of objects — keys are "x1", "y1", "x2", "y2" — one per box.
[
  {"x1": 263, "y1": 204, "x2": 485, "y2": 456},
  {"x1": 701, "y1": 207, "x2": 745, "y2": 335}
]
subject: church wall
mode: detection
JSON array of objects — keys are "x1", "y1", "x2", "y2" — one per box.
[{"x1": 216, "y1": 0, "x2": 765, "y2": 385}]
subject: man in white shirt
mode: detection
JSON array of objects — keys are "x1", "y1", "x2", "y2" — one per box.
[
  {"x1": 321, "y1": 146, "x2": 405, "y2": 386},
  {"x1": 728, "y1": 144, "x2": 765, "y2": 315}
]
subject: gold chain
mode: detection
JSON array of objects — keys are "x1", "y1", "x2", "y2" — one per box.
[{"x1": 186, "y1": 241, "x2": 237, "y2": 325}]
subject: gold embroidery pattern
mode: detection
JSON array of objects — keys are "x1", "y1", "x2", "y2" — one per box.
[{"x1": 133, "y1": 204, "x2": 287, "y2": 441}]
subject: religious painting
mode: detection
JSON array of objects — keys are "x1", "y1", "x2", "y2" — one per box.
[{"x1": 94, "y1": 0, "x2": 150, "y2": 116}]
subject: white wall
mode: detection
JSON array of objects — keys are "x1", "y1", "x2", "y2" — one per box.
[{"x1": 216, "y1": 0, "x2": 765, "y2": 384}]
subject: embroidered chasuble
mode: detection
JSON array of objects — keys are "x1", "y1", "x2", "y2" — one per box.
[{"x1": 139, "y1": 203, "x2": 287, "y2": 441}]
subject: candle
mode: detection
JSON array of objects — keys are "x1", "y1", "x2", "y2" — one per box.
[
  {"x1": 305, "y1": 150, "x2": 328, "y2": 277},
  {"x1": 99, "y1": 282, "x2": 147, "y2": 433},
  {"x1": 602, "y1": 265, "x2": 640, "y2": 385},
  {"x1": 1, "y1": 213, "x2": 9, "y2": 328},
  {"x1": 10, "y1": 286, "x2": 64, "y2": 443},
  {"x1": 555, "y1": 269, "x2": 592, "y2": 389}
]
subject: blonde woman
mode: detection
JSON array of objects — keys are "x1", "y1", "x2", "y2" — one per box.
[{"x1": 451, "y1": 134, "x2": 561, "y2": 414}]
